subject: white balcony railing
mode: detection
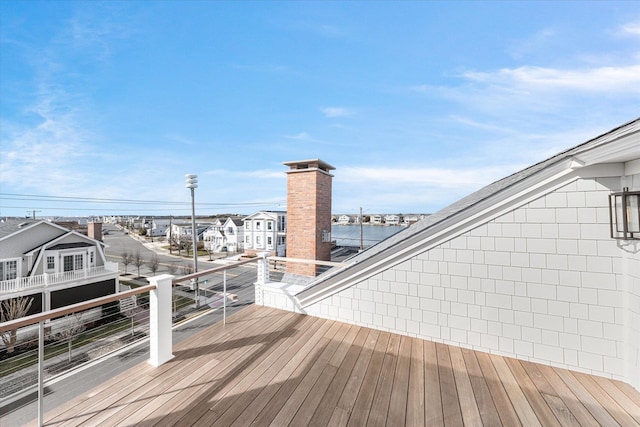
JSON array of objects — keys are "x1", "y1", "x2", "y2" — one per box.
[{"x1": 0, "y1": 262, "x2": 119, "y2": 294}]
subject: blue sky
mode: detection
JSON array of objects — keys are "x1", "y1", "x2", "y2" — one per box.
[{"x1": 1, "y1": 1, "x2": 639, "y2": 218}]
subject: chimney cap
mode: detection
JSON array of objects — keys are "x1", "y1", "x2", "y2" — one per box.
[{"x1": 283, "y1": 159, "x2": 335, "y2": 172}]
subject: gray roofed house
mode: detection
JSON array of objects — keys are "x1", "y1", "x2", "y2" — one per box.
[
  {"x1": 0, "y1": 219, "x2": 119, "y2": 318},
  {"x1": 258, "y1": 118, "x2": 640, "y2": 392}
]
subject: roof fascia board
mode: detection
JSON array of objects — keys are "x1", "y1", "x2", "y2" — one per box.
[
  {"x1": 298, "y1": 160, "x2": 579, "y2": 307},
  {"x1": 572, "y1": 128, "x2": 640, "y2": 165},
  {"x1": 574, "y1": 163, "x2": 625, "y2": 179}
]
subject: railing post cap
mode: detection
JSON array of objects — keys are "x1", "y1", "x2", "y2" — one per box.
[
  {"x1": 258, "y1": 251, "x2": 269, "y2": 258},
  {"x1": 147, "y1": 274, "x2": 175, "y2": 283}
]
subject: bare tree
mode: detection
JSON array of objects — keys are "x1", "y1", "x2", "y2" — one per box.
[
  {"x1": 182, "y1": 264, "x2": 194, "y2": 276},
  {"x1": 121, "y1": 252, "x2": 132, "y2": 275},
  {"x1": 1, "y1": 296, "x2": 34, "y2": 354},
  {"x1": 57, "y1": 313, "x2": 85, "y2": 362},
  {"x1": 182, "y1": 238, "x2": 192, "y2": 257},
  {"x1": 132, "y1": 251, "x2": 145, "y2": 278},
  {"x1": 147, "y1": 253, "x2": 159, "y2": 275},
  {"x1": 167, "y1": 262, "x2": 178, "y2": 275}
]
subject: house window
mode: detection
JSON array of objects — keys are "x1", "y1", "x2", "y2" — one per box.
[
  {"x1": 278, "y1": 216, "x2": 286, "y2": 232},
  {"x1": 267, "y1": 236, "x2": 273, "y2": 247},
  {"x1": 256, "y1": 236, "x2": 261, "y2": 247},
  {"x1": 90, "y1": 251, "x2": 94, "y2": 265},
  {"x1": 64, "y1": 255, "x2": 74, "y2": 272},
  {"x1": 0, "y1": 260, "x2": 18, "y2": 280},
  {"x1": 63, "y1": 254, "x2": 84, "y2": 272},
  {"x1": 267, "y1": 221, "x2": 273, "y2": 231},
  {"x1": 245, "y1": 222, "x2": 250, "y2": 230},
  {"x1": 245, "y1": 236, "x2": 250, "y2": 244},
  {"x1": 47, "y1": 256, "x2": 55, "y2": 271},
  {"x1": 256, "y1": 221, "x2": 261, "y2": 231}
]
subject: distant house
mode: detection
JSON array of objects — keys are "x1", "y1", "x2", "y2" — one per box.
[
  {"x1": 166, "y1": 221, "x2": 210, "y2": 248},
  {"x1": 384, "y1": 214, "x2": 400, "y2": 225},
  {"x1": 0, "y1": 219, "x2": 119, "y2": 316},
  {"x1": 370, "y1": 214, "x2": 383, "y2": 225},
  {"x1": 264, "y1": 118, "x2": 640, "y2": 391},
  {"x1": 337, "y1": 215, "x2": 351, "y2": 225},
  {"x1": 243, "y1": 211, "x2": 286, "y2": 256},
  {"x1": 403, "y1": 214, "x2": 420, "y2": 226},
  {"x1": 143, "y1": 218, "x2": 169, "y2": 237},
  {"x1": 223, "y1": 217, "x2": 245, "y2": 253}
]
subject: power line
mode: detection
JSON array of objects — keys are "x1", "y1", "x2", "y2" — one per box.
[{"x1": 0, "y1": 192, "x2": 285, "y2": 207}]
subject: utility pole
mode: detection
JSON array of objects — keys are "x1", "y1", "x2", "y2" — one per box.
[
  {"x1": 27, "y1": 210, "x2": 41, "y2": 219},
  {"x1": 360, "y1": 207, "x2": 364, "y2": 251},
  {"x1": 185, "y1": 174, "x2": 199, "y2": 308}
]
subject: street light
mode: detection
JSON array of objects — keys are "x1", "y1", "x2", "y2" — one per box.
[{"x1": 185, "y1": 174, "x2": 199, "y2": 307}]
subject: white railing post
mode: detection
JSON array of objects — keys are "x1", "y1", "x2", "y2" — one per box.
[
  {"x1": 255, "y1": 252, "x2": 270, "y2": 306},
  {"x1": 148, "y1": 274, "x2": 174, "y2": 366}
]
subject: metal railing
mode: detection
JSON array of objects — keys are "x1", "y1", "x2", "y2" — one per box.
[
  {"x1": 0, "y1": 279, "x2": 170, "y2": 427},
  {"x1": 0, "y1": 254, "x2": 348, "y2": 426}
]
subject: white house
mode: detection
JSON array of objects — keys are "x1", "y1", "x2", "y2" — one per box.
[
  {"x1": 370, "y1": 214, "x2": 383, "y2": 224},
  {"x1": 223, "y1": 217, "x2": 245, "y2": 253},
  {"x1": 243, "y1": 211, "x2": 286, "y2": 256},
  {"x1": 166, "y1": 221, "x2": 210, "y2": 249},
  {"x1": 0, "y1": 219, "x2": 119, "y2": 315},
  {"x1": 202, "y1": 219, "x2": 224, "y2": 252},
  {"x1": 384, "y1": 214, "x2": 401, "y2": 225},
  {"x1": 260, "y1": 118, "x2": 640, "y2": 391},
  {"x1": 143, "y1": 218, "x2": 170, "y2": 238},
  {"x1": 337, "y1": 215, "x2": 351, "y2": 225}
]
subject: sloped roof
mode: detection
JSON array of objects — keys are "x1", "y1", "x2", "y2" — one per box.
[
  {"x1": 0, "y1": 219, "x2": 38, "y2": 239},
  {"x1": 297, "y1": 117, "x2": 640, "y2": 307},
  {"x1": 0, "y1": 219, "x2": 70, "y2": 242}
]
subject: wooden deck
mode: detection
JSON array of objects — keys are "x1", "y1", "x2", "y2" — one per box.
[{"x1": 33, "y1": 305, "x2": 640, "y2": 426}]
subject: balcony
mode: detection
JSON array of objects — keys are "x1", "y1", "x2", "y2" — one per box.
[
  {"x1": 10, "y1": 305, "x2": 640, "y2": 426},
  {"x1": 1, "y1": 256, "x2": 640, "y2": 426},
  {"x1": 0, "y1": 262, "x2": 119, "y2": 295}
]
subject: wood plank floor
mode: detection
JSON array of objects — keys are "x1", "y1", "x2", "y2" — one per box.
[{"x1": 31, "y1": 305, "x2": 640, "y2": 426}]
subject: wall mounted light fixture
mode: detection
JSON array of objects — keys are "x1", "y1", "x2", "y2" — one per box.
[{"x1": 609, "y1": 187, "x2": 640, "y2": 240}]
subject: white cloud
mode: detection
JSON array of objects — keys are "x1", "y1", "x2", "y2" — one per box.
[
  {"x1": 204, "y1": 168, "x2": 284, "y2": 180},
  {"x1": 283, "y1": 132, "x2": 311, "y2": 140},
  {"x1": 339, "y1": 165, "x2": 510, "y2": 189},
  {"x1": 321, "y1": 107, "x2": 354, "y2": 118},
  {"x1": 462, "y1": 65, "x2": 640, "y2": 93},
  {"x1": 621, "y1": 21, "x2": 640, "y2": 36},
  {"x1": 165, "y1": 133, "x2": 197, "y2": 145}
]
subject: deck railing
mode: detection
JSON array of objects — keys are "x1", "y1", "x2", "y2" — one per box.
[
  {"x1": 0, "y1": 254, "x2": 347, "y2": 426},
  {"x1": 0, "y1": 262, "x2": 119, "y2": 294}
]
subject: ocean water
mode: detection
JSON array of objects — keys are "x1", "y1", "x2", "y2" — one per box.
[{"x1": 331, "y1": 224, "x2": 404, "y2": 248}]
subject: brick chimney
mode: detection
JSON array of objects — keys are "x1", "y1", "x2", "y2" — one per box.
[
  {"x1": 283, "y1": 159, "x2": 335, "y2": 276},
  {"x1": 88, "y1": 222, "x2": 103, "y2": 241}
]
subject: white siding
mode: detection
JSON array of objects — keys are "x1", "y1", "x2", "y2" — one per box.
[{"x1": 301, "y1": 175, "x2": 640, "y2": 388}]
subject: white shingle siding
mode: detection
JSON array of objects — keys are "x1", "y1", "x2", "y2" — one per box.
[{"x1": 300, "y1": 175, "x2": 640, "y2": 387}]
